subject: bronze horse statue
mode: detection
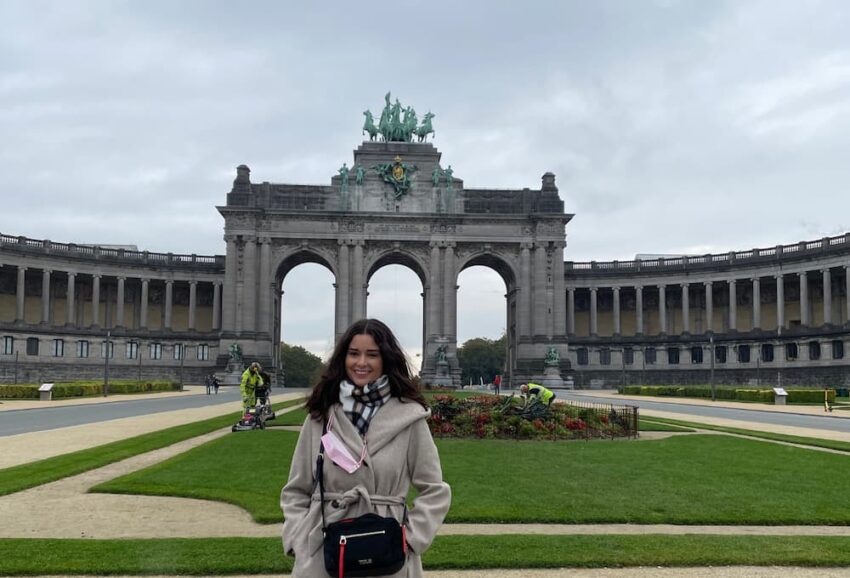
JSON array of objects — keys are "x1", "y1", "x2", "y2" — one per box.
[{"x1": 416, "y1": 112, "x2": 435, "y2": 143}]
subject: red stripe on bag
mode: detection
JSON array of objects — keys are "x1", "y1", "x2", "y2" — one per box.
[
  {"x1": 402, "y1": 526, "x2": 407, "y2": 554},
  {"x1": 339, "y1": 539, "x2": 346, "y2": 578}
]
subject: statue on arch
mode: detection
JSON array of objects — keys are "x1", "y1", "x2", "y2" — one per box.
[
  {"x1": 355, "y1": 163, "x2": 366, "y2": 186},
  {"x1": 362, "y1": 110, "x2": 378, "y2": 141},
  {"x1": 431, "y1": 163, "x2": 442, "y2": 188},
  {"x1": 443, "y1": 165, "x2": 454, "y2": 190},
  {"x1": 416, "y1": 111, "x2": 435, "y2": 142},
  {"x1": 228, "y1": 343, "x2": 243, "y2": 364},
  {"x1": 338, "y1": 163, "x2": 350, "y2": 192}
]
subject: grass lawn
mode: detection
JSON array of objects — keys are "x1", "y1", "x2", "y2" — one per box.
[
  {"x1": 95, "y1": 429, "x2": 850, "y2": 525},
  {"x1": 3, "y1": 535, "x2": 850, "y2": 574},
  {"x1": 0, "y1": 398, "x2": 305, "y2": 497}
]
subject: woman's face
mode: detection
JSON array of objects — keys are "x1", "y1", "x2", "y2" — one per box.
[{"x1": 345, "y1": 333, "x2": 384, "y2": 388}]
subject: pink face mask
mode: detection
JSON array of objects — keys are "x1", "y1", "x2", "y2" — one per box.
[{"x1": 322, "y1": 413, "x2": 366, "y2": 474}]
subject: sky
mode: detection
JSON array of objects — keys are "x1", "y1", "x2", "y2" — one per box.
[{"x1": 3, "y1": 1, "x2": 850, "y2": 362}]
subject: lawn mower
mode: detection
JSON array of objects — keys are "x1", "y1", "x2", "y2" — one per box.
[{"x1": 231, "y1": 383, "x2": 276, "y2": 432}]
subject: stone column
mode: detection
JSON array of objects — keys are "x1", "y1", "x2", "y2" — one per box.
[
  {"x1": 164, "y1": 280, "x2": 173, "y2": 329},
  {"x1": 612, "y1": 286, "x2": 621, "y2": 335},
  {"x1": 91, "y1": 275, "x2": 101, "y2": 327},
  {"x1": 800, "y1": 271, "x2": 809, "y2": 326},
  {"x1": 519, "y1": 243, "x2": 532, "y2": 337},
  {"x1": 188, "y1": 281, "x2": 197, "y2": 330},
  {"x1": 258, "y1": 238, "x2": 271, "y2": 335},
  {"x1": 552, "y1": 242, "x2": 566, "y2": 335},
  {"x1": 658, "y1": 285, "x2": 667, "y2": 335},
  {"x1": 428, "y1": 242, "x2": 442, "y2": 337},
  {"x1": 140, "y1": 279, "x2": 149, "y2": 329},
  {"x1": 15, "y1": 266, "x2": 26, "y2": 323},
  {"x1": 212, "y1": 282, "x2": 221, "y2": 330},
  {"x1": 222, "y1": 235, "x2": 238, "y2": 332},
  {"x1": 752, "y1": 278, "x2": 761, "y2": 330},
  {"x1": 822, "y1": 268, "x2": 832, "y2": 326},
  {"x1": 533, "y1": 243, "x2": 548, "y2": 336},
  {"x1": 66, "y1": 272, "x2": 76, "y2": 326},
  {"x1": 336, "y1": 241, "x2": 351, "y2": 338},
  {"x1": 242, "y1": 238, "x2": 257, "y2": 333},
  {"x1": 728, "y1": 279, "x2": 737, "y2": 331},
  {"x1": 589, "y1": 287, "x2": 598, "y2": 336},
  {"x1": 635, "y1": 285, "x2": 644, "y2": 335},
  {"x1": 116, "y1": 276, "x2": 125, "y2": 328},
  {"x1": 443, "y1": 242, "x2": 457, "y2": 341},
  {"x1": 681, "y1": 283, "x2": 690, "y2": 334},
  {"x1": 704, "y1": 282, "x2": 713, "y2": 333},
  {"x1": 352, "y1": 241, "x2": 365, "y2": 320},
  {"x1": 41, "y1": 269, "x2": 51, "y2": 324},
  {"x1": 770, "y1": 275, "x2": 783, "y2": 332},
  {"x1": 846, "y1": 267, "x2": 850, "y2": 324},
  {"x1": 567, "y1": 287, "x2": 576, "y2": 335}
]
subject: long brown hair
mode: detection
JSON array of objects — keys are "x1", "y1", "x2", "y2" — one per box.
[{"x1": 305, "y1": 318, "x2": 427, "y2": 420}]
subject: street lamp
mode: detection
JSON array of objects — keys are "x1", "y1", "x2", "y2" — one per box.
[
  {"x1": 709, "y1": 335, "x2": 715, "y2": 401},
  {"x1": 103, "y1": 330, "x2": 111, "y2": 397}
]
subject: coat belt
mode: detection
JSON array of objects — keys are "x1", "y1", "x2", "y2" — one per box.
[{"x1": 311, "y1": 484, "x2": 405, "y2": 510}]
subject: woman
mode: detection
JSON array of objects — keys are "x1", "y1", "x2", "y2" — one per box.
[{"x1": 281, "y1": 319, "x2": 451, "y2": 577}]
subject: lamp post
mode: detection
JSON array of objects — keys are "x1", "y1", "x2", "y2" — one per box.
[
  {"x1": 179, "y1": 343, "x2": 185, "y2": 391},
  {"x1": 103, "y1": 330, "x2": 111, "y2": 397},
  {"x1": 709, "y1": 335, "x2": 715, "y2": 401}
]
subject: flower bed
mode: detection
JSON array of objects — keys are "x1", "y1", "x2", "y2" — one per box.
[{"x1": 428, "y1": 394, "x2": 637, "y2": 440}]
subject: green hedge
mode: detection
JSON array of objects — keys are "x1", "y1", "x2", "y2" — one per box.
[
  {"x1": 0, "y1": 381, "x2": 179, "y2": 399},
  {"x1": 619, "y1": 385, "x2": 835, "y2": 404}
]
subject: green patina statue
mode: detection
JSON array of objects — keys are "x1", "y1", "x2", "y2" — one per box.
[
  {"x1": 431, "y1": 163, "x2": 442, "y2": 187},
  {"x1": 370, "y1": 93, "x2": 435, "y2": 143},
  {"x1": 416, "y1": 111, "x2": 435, "y2": 143},
  {"x1": 443, "y1": 165, "x2": 454, "y2": 190},
  {"x1": 372, "y1": 155, "x2": 418, "y2": 199},
  {"x1": 355, "y1": 163, "x2": 366, "y2": 186},
  {"x1": 544, "y1": 346, "x2": 560, "y2": 366},
  {"x1": 362, "y1": 110, "x2": 378, "y2": 141},
  {"x1": 338, "y1": 163, "x2": 350, "y2": 192}
]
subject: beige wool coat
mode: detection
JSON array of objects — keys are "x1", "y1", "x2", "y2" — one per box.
[{"x1": 281, "y1": 397, "x2": 451, "y2": 577}]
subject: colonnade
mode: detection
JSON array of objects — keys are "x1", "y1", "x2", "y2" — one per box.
[
  {"x1": 4, "y1": 265, "x2": 222, "y2": 332},
  {"x1": 567, "y1": 266, "x2": 850, "y2": 337}
]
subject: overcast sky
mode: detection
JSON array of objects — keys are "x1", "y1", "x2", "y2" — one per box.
[{"x1": 3, "y1": 1, "x2": 850, "y2": 362}]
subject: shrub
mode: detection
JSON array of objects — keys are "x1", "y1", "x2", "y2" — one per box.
[{"x1": 0, "y1": 381, "x2": 179, "y2": 399}]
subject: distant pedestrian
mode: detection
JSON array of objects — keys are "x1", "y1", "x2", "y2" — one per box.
[
  {"x1": 493, "y1": 374, "x2": 502, "y2": 395},
  {"x1": 204, "y1": 374, "x2": 213, "y2": 395},
  {"x1": 211, "y1": 375, "x2": 220, "y2": 395}
]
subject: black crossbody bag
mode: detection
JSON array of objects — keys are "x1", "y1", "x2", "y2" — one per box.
[{"x1": 317, "y1": 429, "x2": 407, "y2": 578}]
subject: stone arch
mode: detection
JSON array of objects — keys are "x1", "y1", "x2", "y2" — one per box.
[
  {"x1": 456, "y1": 249, "x2": 519, "y2": 385},
  {"x1": 365, "y1": 246, "x2": 428, "y2": 286},
  {"x1": 457, "y1": 249, "x2": 518, "y2": 289},
  {"x1": 274, "y1": 246, "x2": 337, "y2": 283}
]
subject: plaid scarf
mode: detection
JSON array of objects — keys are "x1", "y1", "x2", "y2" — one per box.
[{"x1": 339, "y1": 375, "x2": 392, "y2": 437}]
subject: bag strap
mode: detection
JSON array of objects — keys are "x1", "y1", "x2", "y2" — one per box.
[{"x1": 317, "y1": 418, "x2": 328, "y2": 533}]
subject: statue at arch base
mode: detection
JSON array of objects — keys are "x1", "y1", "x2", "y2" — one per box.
[
  {"x1": 540, "y1": 345, "x2": 569, "y2": 389},
  {"x1": 429, "y1": 341, "x2": 454, "y2": 388}
]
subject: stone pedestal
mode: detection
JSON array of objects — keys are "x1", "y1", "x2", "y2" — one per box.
[
  {"x1": 540, "y1": 362, "x2": 565, "y2": 389},
  {"x1": 431, "y1": 359, "x2": 453, "y2": 387},
  {"x1": 221, "y1": 360, "x2": 245, "y2": 385}
]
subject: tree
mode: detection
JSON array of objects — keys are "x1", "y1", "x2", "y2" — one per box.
[
  {"x1": 280, "y1": 343, "x2": 324, "y2": 388},
  {"x1": 457, "y1": 334, "x2": 506, "y2": 385}
]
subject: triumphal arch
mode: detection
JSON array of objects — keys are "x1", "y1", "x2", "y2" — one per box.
[{"x1": 217, "y1": 94, "x2": 571, "y2": 386}]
